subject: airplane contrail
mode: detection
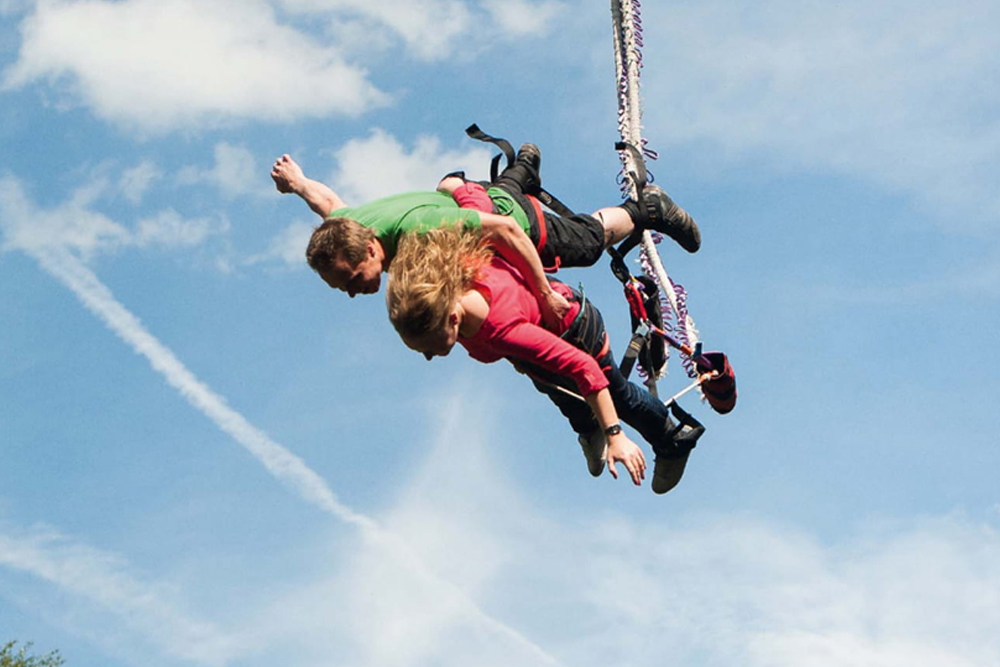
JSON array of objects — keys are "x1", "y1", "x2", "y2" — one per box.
[{"x1": 22, "y1": 242, "x2": 565, "y2": 667}]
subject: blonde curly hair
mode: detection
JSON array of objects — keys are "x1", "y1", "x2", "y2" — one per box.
[{"x1": 386, "y1": 226, "x2": 493, "y2": 340}]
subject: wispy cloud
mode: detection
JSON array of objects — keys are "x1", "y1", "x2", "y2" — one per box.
[
  {"x1": 177, "y1": 143, "x2": 260, "y2": 199},
  {"x1": 244, "y1": 220, "x2": 314, "y2": 268},
  {"x1": 119, "y1": 160, "x2": 162, "y2": 205},
  {"x1": 248, "y1": 397, "x2": 1000, "y2": 667},
  {"x1": 5, "y1": 394, "x2": 999, "y2": 666},
  {"x1": 575, "y1": 515, "x2": 1000, "y2": 667},
  {"x1": 0, "y1": 173, "x2": 131, "y2": 259},
  {"x1": 481, "y1": 0, "x2": 567, "y2": 38},
  {"x1": 642, "y1": 0, "x2": 1000, "y2": 230},
  {"x1": 0, "y1": 522, "x2": 240, "y2": 666},
  {"x1": 133, "y1": 208, "x2": 228, "y2": 249},
  {"x1": 388, "y1": 419, "x2": 1000, "y2": 666},
  {"x1": 0, "y1": 174, "x2": 225, "y2": 258},
  {"x1": 277, "y1": 0, "x2": 473, "y2": 62}
]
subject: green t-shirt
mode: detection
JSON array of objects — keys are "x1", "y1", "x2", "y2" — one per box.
[
  {"x1": 485, "y1": 186, "x2": 531, "y2": 233},
  {"x1": 329, "y1": 191, "x2": 480, "y2": 260},
  {"x1": 328, "y1": 189, "x2": 531, "y2": 260}
]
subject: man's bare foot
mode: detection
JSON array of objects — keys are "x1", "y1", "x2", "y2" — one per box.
[{"x1": 271, "y1": 154, "x2": 306, "y2": 195}]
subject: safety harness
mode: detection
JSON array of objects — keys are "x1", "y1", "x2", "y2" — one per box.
[{"x1": 461, "y1": 120, "x2": 737, "y2": 415}]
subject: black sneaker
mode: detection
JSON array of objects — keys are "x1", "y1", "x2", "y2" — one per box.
[
  {"x1": 651, "y1": 405, "x2": 704, "y2": 495},
  {"x1": 636, "y1": 185, "x2": 701, "y2": 253},
  {"x1": 651, "y1": 448, "x2": 691, "y2": 495},
  {"x1": 516, "y1": 142, "x2": 541, "y2": 173},
  {"x1": 577, "y1": 430, "x2": 607, "y2": 477},
  {"x1": 494, "y1": 143, "x2": 542, "y2": 196}
]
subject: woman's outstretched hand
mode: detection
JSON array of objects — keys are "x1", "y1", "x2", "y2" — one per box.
[{"x1": 605, "y1": 433, "x2": 646, "y2": 485}]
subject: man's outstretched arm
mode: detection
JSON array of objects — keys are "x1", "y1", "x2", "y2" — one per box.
[{"x1": 271, "y1": 154, "x2": 346, "y2": 218}]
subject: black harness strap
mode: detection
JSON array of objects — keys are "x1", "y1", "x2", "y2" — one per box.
[
  {"x1": 465, "y1": 124, "x2": 515, "y2": 183},
  {"x1": 608, "y1": 246, "x2": 666, "y2": 391},
  {"x1": 609, "y1": 247, "x2": 646, "y2": 379},
  {"x1": 464, "y1": 124, "x2": 577, "y2": 219},
  {"x1": 533, "y1": 186, "x2": 575, "y2": 220}
]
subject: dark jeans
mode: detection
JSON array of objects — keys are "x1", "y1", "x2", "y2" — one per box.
[{"x1": 517, "y1": 292, "x2": 676, "y2": 455}]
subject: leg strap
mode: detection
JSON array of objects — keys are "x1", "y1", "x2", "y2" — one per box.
[{"x1": 465, "y1": 123, "x2": 577, "y2": 218}]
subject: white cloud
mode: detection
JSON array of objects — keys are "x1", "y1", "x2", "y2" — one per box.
[
  {"x1": 177, "y1": 143, "x2": 259, "y2": 199},
  {"x1": 2, "y1": 0, "x2": 389, "y2": 132},
  {"x1": 330, "y1": 128, "x2": 494, "y2": 203},
  {"x1": 0, "y1": 523, "x2": 241, "y2": 666},
  {"x1": 0, "y1": 0, "x2": 31, "y2": 15},
  {"x1": 641, "y1": 0, "x2": 1000, "y2": 230},
  {"x1": 228, "y1": 394, "x2": 577, "y2": 667},
  {"x1": 134, "y1": 209, "x2": 228, "y2": 248},
  {"x1": 3, "y1": 380, "x2": 999, "y2": 665},
  {"x1": 0, "y1": 173, "x2": 131, "y2": 259},
  {"x1": 0, "y1": 0, "x2": 571, "y2": 133},
  {"x1": 119, "y1": 160, "x2": 161, "y2": 205},
  {"x1": 374, "y1": 435, "x2": 1000, "y2": 667},
  {"x1": 246, "y1": 220, "x2": 314, "y2": 267},
  {"x1": 481, "y1": 0, "x2": 567, "y2": 38},
  {"x1": 0, "y1": 173, "x2": 225, "y2": 257},
  {"x1": 245, "y1": 396, "x2": 1000, "y2": 667},
  {"x1": 277, "y1": 0, "x2": 473, "y2": 62}
]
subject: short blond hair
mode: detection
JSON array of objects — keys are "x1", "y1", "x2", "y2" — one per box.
[
  {"x1": 305, "y1": 217, "x2": 376, "y2": 271},
  {"x1": 386, "y1": 226, "x2": 493, "y2": 340}
]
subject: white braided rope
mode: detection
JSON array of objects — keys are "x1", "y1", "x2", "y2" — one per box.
[
  {"x1": 611, "y1": 0, "x2": 700, "y2": 377},
  {"x1": 612, "y1": 0, "x2": 643, "y2": 185}
]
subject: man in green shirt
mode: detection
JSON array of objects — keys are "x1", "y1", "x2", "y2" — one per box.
[{"x1": 271, "y1": 148, "x2": 699, "y2": 327}]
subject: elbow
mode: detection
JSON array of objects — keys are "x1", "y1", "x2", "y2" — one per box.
[
  {"x1": 437, "y1": 175, "x2": 465, "y2": 195},
  {"x1": 481, "y1": 215, "x2": 520, "y2": 244}
]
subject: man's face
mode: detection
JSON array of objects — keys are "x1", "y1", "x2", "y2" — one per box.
[{"x1": 317, "y1": 246, "x2": 383, "y2": 297}]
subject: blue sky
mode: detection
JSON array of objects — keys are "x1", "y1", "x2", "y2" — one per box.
[{"x1": 2, "y1": 0, "x2": 999, "y2": 665}]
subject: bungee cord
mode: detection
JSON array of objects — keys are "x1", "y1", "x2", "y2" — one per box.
[{"x1": 611, "y1": 0, "x2": 699, "y2": 380}]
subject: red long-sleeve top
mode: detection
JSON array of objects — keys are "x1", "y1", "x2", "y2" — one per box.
[{"x1": 459, "y1": 258, "x2": 609, "y2": 396}]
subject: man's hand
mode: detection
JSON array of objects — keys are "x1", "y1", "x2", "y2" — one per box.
[
  {"x1": 539, "y1": 289, "x2": 572, "y2": 330},
  {"x1": 606, "y1": 433, "x2": 646, "y2": 485},
  {"x1": 271, "y1": 154, "x2": 305, "y2": 194},
  {"x1": 270, "y1": 154, "x2": 345, "y2": 217}
]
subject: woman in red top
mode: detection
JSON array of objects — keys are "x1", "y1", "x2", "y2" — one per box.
[{"x1": 386, "y1": 226, "x2": 702, "y2": 493}]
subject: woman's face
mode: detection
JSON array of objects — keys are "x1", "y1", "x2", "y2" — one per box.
[{"x1": 401, "y1": 308, "x2": 461, "y2": 361}]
